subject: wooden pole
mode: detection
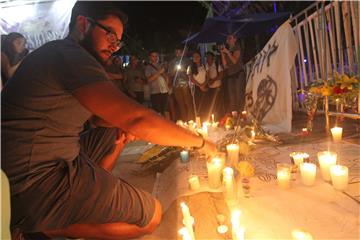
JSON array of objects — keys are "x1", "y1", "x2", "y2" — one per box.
[
  {"x1": 321, "y1": 2, "x2": 330, "y2": 131},
  {"x1": 350, "y1": 1, "x2": 359, "y2": 58},
  {"x1": 342, "y1": 1, "x2": 354, "y2": 73},
  {"x1": 334, "y1": 1, "x2": 344, "y2": 74},
  {"x1": 327, "y1": 6, "x2": 337, "y2": 75}
]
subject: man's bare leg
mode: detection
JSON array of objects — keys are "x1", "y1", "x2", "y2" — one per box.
[{"x1": 45, "y1": 199, "x2": 162, "y2": 240}]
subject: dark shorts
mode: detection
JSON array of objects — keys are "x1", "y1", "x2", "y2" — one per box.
[{"x1": 11, "y1": 127, "x2": 155, "y2": 233}]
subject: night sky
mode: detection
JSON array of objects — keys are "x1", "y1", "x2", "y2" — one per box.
[{"x1": 115, "y1": 1, "x2": 207, "y2": 55}]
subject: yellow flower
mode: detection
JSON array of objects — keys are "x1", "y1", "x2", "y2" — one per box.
[{"x1": 321, "y1": 86, "x2": 332, "y2": 96}]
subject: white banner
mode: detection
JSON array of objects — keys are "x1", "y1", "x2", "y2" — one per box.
[
  {"x1": 245, "y1": 21, "x2": 298, "y2": 133},
  {"x1": 0, "y1": 0, "x2": 76, "y2": 51}
]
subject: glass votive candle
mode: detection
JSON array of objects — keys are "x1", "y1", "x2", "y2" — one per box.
[
  {"x1": 226, "y1": 143, "x2": 240, "y2": 168},
  {"x1": 180, "y1": 150, "x2": 190, "y2": 163},
  {"x1": 207, "y1": 157, "x2": 223, "y2": 189},
  {"x1": 317, "y1": 151, "x2": 337, "y2": 181},
  {"x1": 188, "y1": 175, "x2": 200, "y2": 191},
  {"x1": 222, "y1": 167, "x2": 237, "y2": 202},
  {"x1": 300, "y1": 163, "x2": 317, "y2": 186},
  {"x1": 330, "y1": 126, "x2": 343, "y2": 142},
  {"x1": 330, "y1": 165, "x2": 348, "y2": 190},
  {"x1": 277, "y1": 163, "x2": 292, "y2": 189}
]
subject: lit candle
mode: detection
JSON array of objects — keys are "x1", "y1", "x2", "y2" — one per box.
[
  {"x1": 231, "y1": 210, "x2": 243, "y2": 240},
  {"x1": 330, "y1": 126, "x2": 343, "y2": 142},
  {"x1": 180, "y1": 202, "x2": 191, "y2": 221},
  {"x1": 180, "y1": 150, "x2": 189, "y2": 163},
  {"x1": 231, "y1": 111, "x2": 238, "y2": 118},
  {"x1": 233, "y1": 227, "x2": 245, "y2": 240},
  {"x1": 207, "y1": 157, "x2": 223, "y2": 189},
  {"x1": 195, "y1": 117, "x2": 201, "y2": 129},
  {"x1": 180, "y1": 202, "x2": 195, "y2": 240},
  {"x1": 277, "y1": 163, "x2": 292, "y2": 189},
  {"x1": 250, "y1": 129, "x2": 255, "y2": 140},
  {"x1": 211, "y1": 114, "x2": 215, "y2": 123},
  {"x1": 300, "y1": 163, "x2": 317, "y2": 186},
  {"x1": 231, "y1": 210, "x2": 241, "y2": 231},
  {"x1": 226, "y1": 143, "x2": 240, "y2": 168},
  {"x1": 211, "y1": 122, "x2": 218, "y2": 128},
  {"x1": 330, "y1": 165, "x2": 348, "y2": 190},
  {"x1": 317, "y1": 151, "x2": 337, "y2": 181},
  {"x1": 290, "y1": 152, "x2": 310, "y2": 165},
  {"x1": 302, "y1": 128, "x2": 309, "y2": 134},
  {"x1": 292, "y1": 229, "x2": 314, "y2": 240},
  {"x1": 225, "y1": 124, "x2": 231, "y2": 131},
  {"x1": 188, "y1": 175, "x2": 200, "y2": 191},
  {"x1": 176, "y1": 120, "x2": 184, "y2": 126},
  {"x1": 222, "y1": 167, "x2": 236, "y2": 202},
  {"x1": 217, "y1": 225, "x2": 228, "y2": 234},
  {"x1": 178, "y1": 227, "x2": 193, "y2": 240},
  {"x1": 202, "y1": 122, "x2": 208, "y2": 138}
]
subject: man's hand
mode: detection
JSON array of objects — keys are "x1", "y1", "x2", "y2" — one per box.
[
  {"x1": 198, "y1": 139, "x2": 217, "y2": 157},
  {"x1": 115, "y1": 129, "x2": 136, "y2": 145}
]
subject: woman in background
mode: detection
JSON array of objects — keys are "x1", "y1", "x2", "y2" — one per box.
[{"x1": 1, "y1": 32, "x2": 29, "y2": 86}]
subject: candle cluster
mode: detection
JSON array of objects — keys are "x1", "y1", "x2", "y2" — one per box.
[{"x1": 281, "y1": 151, "x2": 348, "y2": 191}]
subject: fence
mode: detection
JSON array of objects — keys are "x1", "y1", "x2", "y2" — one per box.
[{"x1": 290, "y1": 1, "x2": 359, "y2": 129}]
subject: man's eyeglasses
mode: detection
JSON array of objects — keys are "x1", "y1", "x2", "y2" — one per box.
[{"x1": 86, "y1": 17, "x2": 124, "y2": 49}]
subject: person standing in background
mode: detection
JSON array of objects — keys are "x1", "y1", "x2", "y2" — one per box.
[
  {"x1": 125, "y1": 55, "x2": 146, "y2": 104},
  {"x1": 1, "y1": 32, "x2": 29, "y2": 86},
  {"x1": 205, "y1": 51, "x2": 224, "y2": 121},
  {"x1": 168, "y1": 46, "x2": 193, "y2": 122},
  {"x1": 220, "y1": 34, "x2": 246, "y2": 113},
  {"x1": 145, "y1": 50, "x2": 169, "y2": 117}
]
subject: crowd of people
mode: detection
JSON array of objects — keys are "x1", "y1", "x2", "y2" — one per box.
[
  {"x1": 98, "y1": 36, "x2": 247, "y2": 123},
  {"x1": 1, "y1": 1, "x2": 245, "y2": 239}
]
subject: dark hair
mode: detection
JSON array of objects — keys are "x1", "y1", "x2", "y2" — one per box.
[
  {"x1": 205, "y1": 51, "x2": 215, "y2": 57},
  {"x1": 69, "y1": 1, "x2": 128, "y2": 31},
  {"x1": 2, "y1": 32, "x2": 28, "y2": 66},
  {"x1": 148, "y1": 50, "x2": 158, "y2": 56}
]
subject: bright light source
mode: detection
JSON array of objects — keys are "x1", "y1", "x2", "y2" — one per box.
[
  {"x1": 176, "y1": 64, "x2": 181, "y2": 70},
  {"x1": 303, "y1": 59, "x2": 307, "y2": 63}
]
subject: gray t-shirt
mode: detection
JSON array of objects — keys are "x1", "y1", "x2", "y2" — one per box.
[
  {"x1": 144, "y1": 63, "x2": 168, "y2": 94},
  {"x1": 1, "y1": 38, "x2": 109, "y2": 194},
  {"x1": 125, "y1": 65, "x2": 145, "y2": 92}
]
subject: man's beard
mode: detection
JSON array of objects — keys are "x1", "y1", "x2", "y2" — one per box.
[{"x1": 79, "y1": 33, "x2": 107, "y2": 66}]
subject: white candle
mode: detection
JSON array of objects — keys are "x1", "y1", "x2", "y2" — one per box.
[
  {"x1": 180, "y1": 202, "x2": 191, "y2": 221},
  {"x1": 178, "y1": 227, "x2": 193, "y2": 240},
  {"x1": 233, "y1": 227, "x2": 245, "y2": 240},
  {"x1": 188, "y1": 175, "x2": 200, "y2": 191},
  {"x1": 231, "y1": 210, "x2": 244, "y2": 240},
  {"x1": 202, "y1": 122, "x2": 208, "y2": 138},
  {"x1": 195, "y1": 117, "x2": 201, "y2": 129},
  {"x1": 317, "y1": 151, "x2": 337, "y2": 181},
  {"x1": 222, "y1": 167, "x2": 236, "y2": 202},
  {"x1": 331, "y1": 127, "x2": 343, "y2": 142},
  {"x1": 231, "y1": 210, "x2": 241, "y2": 231},
  {"x1": 292, "y1": 153, "x2": 304, "y2": 166},
  {"x1": 277, "y1": 163, "x2": 291, "y2": 189},
  {"x1": 292, "y1": 229, "x2": 314, "y2": 240},
  {"x1": 250, "y1": 130, "x2": 255, "y2": 140},
  {"x1": 330, "y1": 165, "x2": 348, "y2": 190},
  {"x1": 180, "y1": 150, "x2": 189, "y2": 162},
  {"x1": 211, "y1": 114, "x2": 215, "y2": 123},
  {"x1": 217, "y1": 225, "x2": 228, "y2": 234},
  {"x1": 226, "y1": 143, "x2": 240, "y2": 168},
  {"x1": 207, "y1": 157, "x2": 223, "y2": 189},
  {"x1": 300, "y1": 163, "x2": 317, "y2": 186}
]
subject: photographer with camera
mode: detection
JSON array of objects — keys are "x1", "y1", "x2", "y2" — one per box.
[{"x1": 220, "y1": 34, "x2": 246, "y2": 113}]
